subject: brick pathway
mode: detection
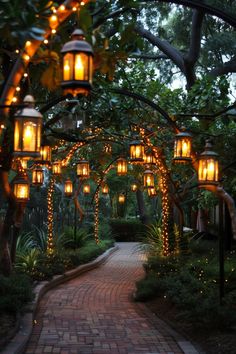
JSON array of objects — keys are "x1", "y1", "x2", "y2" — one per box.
[{"x1": 24, "y1": 243, "x2": 188, "y2": 354}]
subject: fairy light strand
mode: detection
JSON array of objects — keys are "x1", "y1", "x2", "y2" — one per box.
[{"x1": 47, "y1": 175, "x2": 55, "y2": 255}]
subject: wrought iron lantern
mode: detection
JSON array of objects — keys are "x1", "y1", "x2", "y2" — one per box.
[
  {"x1": 143, "y1": 169, "x2": 154, "y2": 188},
  {"x1": 83, "y1": 183, "x2": 90, "y2": 194},
  {"x1": 143, "y1": 151, "x2": 155, "y2": 165},
  {"x1": 129, "y1": 139, "x2": 145, "y2": 163},
  {"x1": 148, "y1": 187, "x2": 158, "y2": 197},
  {"x1": 77, "y1": 160, "x2": 90, "y2": 179},
  {"x1": 64, "y1": 178, "x2": 73, "y2": 197},
  {"x1": 118, "y1": 193, "x2": 125, "y2": 203},
  {"x1": 117, "y1": 158, "x2": 127, "y2": 176},
  {"x1": 13, "y1": 95, "x2": 42, "y2": 158},
  {"x1": 198, "y1": 140, "x2": 219, "y2": 185},
  {"x1": 102, "y1": 184, "x2": 109, "y2": 194},
  {"x1": 13, "y1": 172, "x2": 30, "y2": 202},
  {"x1": 61, "y1": 29, "x2": 94, "y2": 96},
  {"x1": 173, "y1": 130, "x2": 192, "y2": 163},
  {"x1": 32, "y1": 166, "x2": 44, "y2": 186},
  {"x1": 52, "y1": 161, "x2": 62, "y2": 176},
  {"x1": 38, "y1": 137, "x2": 52, "y2": 165},
  {"x1": 131, "y1": 183, "x2": 138, "y2": 192}
]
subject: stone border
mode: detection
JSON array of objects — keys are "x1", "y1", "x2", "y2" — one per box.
[{"x1": 1, "y1": 245, "x2": 118, "y2": 354}]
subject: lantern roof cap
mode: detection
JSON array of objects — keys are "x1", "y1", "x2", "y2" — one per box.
[
  {"x1": 144, "y1": 169, "x2": 154, "y2": 174},
  {"x1": 13, "y1": 171, "x2": 29, "y2": 184},
  {"x1": 176, "y1": 130, "x2": 192, "y2": 138},
  {"x1": 15, "y1": 95, "x2": 42, "y2": 119},
  {"x1": 130, "y1": 138, "x2": 144, "y2": 145},
  {"x1": 61, "y1": 28, "x2": 93, "y2": 55},
  {"x1": 200, "y1": 139, "x2": 218, "y2": 157},
  {"x1": 77, "y1": 159, "x2": 89, "y2": 163}
]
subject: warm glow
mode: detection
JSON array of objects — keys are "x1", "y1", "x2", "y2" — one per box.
[
  {"x1": 130, "y1": 142, "x2": 144, "y2": 162},
  {"x1": 131, "y1": 183, "x2": 138, "y2": 192},
  {"x1": 14, "y1": 183, "x2": 29, "y2": 201},
  {"x1": 32, "y1": 168, "x2": 44, "y2": 186},
  {"x1": 174, "y1": 132, "x2": 192, "y2": 163},
  {"x1": 52, "y1": 161, "x2": 61, "y2": 175},
  {"x1": 64, "y1": 60, "x2": 70, "y2": 81},
  {"x1": 117, "y1": 158, "x2": 127, "y2": 176},
  {"x1": 118, "y1": 194, "x2": 125, "y2": 203},
  {"x1": 143, "y1": 170, "x2": 154, "y2": 188},
  {"x1": 75, "y1": 54, "x2": 84, "y2": 80},
  {"x1": 148, "y1": 187, "x2": 157, "y2": 197},
  {"x1": 83, "y1": 184, "x2": 90, "y2": 194},
  {"x1": 64, "y1": 179, "x2": 73, "y2": 196},
  {"x1": 77, "y1": 161, "x2": 90, "y2": 178},
  {"x1": 102, "y1": 185, "x2": 109, "y2": 194},
  {"x1": 23, "y1": 122, "x2": 36, "y2": 151},
  {"x1": 198, "y1": 159, "x2": 218, "y2": 183},
  {"x1": 40, "y1": 145, "x2": 51, "y2": 163},
  {"x1": 49, "y1": 15, "x2": 58, "y2": 29}
]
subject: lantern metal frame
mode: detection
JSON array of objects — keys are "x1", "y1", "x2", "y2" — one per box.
[
  {"x1": 117, "y1": 157, "x2": 128, "y2": 176},
  {"x1": 129, "y1": 139, "x2": 145, "y2": 163},
  {"x1": 77, "y1": 160, "x2": 90, "y2": 179},
  {"x1": 52, "y1": 161, "x2": 62, "y2": 176},
  {"x1": 32, "y1": 166, "x2": 44, "y2": 186},
  {"x1": 61, "y1": 29, "x2": 94, "y2": 97},
  {"x1": 83, "y1": 183, "x2": 90, "y2": 194},
  {"x1": 198, "y1": 140, "x2": 219, "y2": 186},
  {"x1": 13, "y1": 172, "x2": 30, "y2": 202},
  {"x1": 64, "y1": 178, "x2": 73, "y2": 197},
  {"x1": 13, "y1": 95, "x2": 42, "y2": 159},
  {"x1": 143, "y1": 169, "x2": 155, "y2": 188},
  {"x1": 173, "y1": 130, "x2": 192, "y2": 164}
]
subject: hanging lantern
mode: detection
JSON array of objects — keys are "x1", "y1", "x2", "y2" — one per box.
[
  {"x1": 143, "y1": 151, "x2": 156, "y2": 165},
  {"x1": 131, "y1": 183, "x2": 138, "y2": 192},
  {"x1": 198, "y1": 140, "x2": 219, "y2": 185},
  {"x1": 20, "y1": 158, "x2": 28, "y2": 169},
  {"x1": 102, "y1": 184, "x2": 109, "y2": 194},
  {"x1": 38, "y1": 137, "x2": 52, "y2": 165},
  {"x1": 77, "y1": 160, "x2": 90, "y2": 178},
  {"x1": 0, "y1": 124, "x2": 5, "y2": 152},
  {"x1": 118, "y1": 194, "x2": 125, "y2": 203},
  {"x1": 173, "y1": 130, "x2": 192, "y2": 163},
  {"x1": 129, "y1": 139, "x2": 145, "y2": 163},
  {"x1": 83, "y1": 183, "x2": 90, "y2": 194},
  {"x1": 148, "y1": 187, "x2": 158, "y2": 197},
  {"x1": 32, "y1": 166, "x2": 44, "y2": 186},
  {"x1": 64, "y1": 178, "x2": 73, "y2": 197},
  {"x1": 143, "y1": 169, "x2": 154, "y2": 188},
  {"x1": 13, "y1": 95, "x2": 42, "y2": 158},
  {"x1": 61, "y1": 29, "x2": 94, "y2": 97},
  {"x1": 52, "y1": 161, "x2": 62, "y2": 176},
  {"x1": 117, "y1": 158, "x2": 127, "y2": 176},
  {"x1": 13, "y1": 172, "x2": 30, "y2": 202}
]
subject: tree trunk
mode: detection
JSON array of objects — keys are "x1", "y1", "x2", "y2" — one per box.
[{"x1": 136, "y1": 189, "x2": 149, "y2": 224}]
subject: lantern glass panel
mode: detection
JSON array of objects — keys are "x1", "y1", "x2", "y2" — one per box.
[
  {"x1": 148, "y1": 187, "x2": 157, "y2": 197},
  {"x1": 130, "y1": 143, "x2": 144, "y2": 162},
  {"x1": 75, "y1": 53, "x2": 89, "y2": 80},
  {"x1": 14, "y1": 120, "x2": 20, "y2": 151},
  {"x1": 118, "y1": 194, "x2": 125, "y2": 203},
  {"x1": 14, "y1": 183, "x2": 29, "y2": 201},
  {"x1": 143, "y1": 171, "x2": 154, "y2": 188},
  {"x1": 198, "y1": 158, "x2": 218, "y2": 183},
  {"x1": 23, "y1": 121, "x2": 37, "y2": 151},
  {"x1": 131, "y1": 183, "x2": 137, "y2": 192},
  {"x1": 40, "y1": 145, "x2": 51, "y2": 163},
  {"x1": 64, "y1": 180, "x2": 73, "y2": 196},
  {"x1": 77, "y1": 161, "x2": 89, "y2": 178},
  {"x1": 52, "y1": 162, "x2": 61, "y2": 175},
  {"x1": 83, "y1": 184, "x2": 90, "y2": 194},
  {"x1": 63, "y1": 53, "x2": 73, "y2": 81},
  {"x1": 102, "y1": 185, "x2": 109, "y2": 194},
  {"x1": 117, "y1": 158, "x2": 127, "y2": 176},
  {"x1": 32, "y1": 169, "x2": 43, "y2": 185}
]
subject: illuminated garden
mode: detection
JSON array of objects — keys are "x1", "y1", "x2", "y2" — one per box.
[{"x1": 0, "y1": 1, "x2": 236, "y2": 353}]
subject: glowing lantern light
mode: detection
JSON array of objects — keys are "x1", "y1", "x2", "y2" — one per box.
[
  {"x1": 61, "y1": 29, "x2": 94, "y2": 96},
  {"x1": 118, "y1": 194, "x2": 125, "y2": 203},
  {"x1": 49, "y1": 14, "x2": 58, "y2": 29},
  {"x1": 38, "y1": 137, "x2": 52, "y2": 165},
  {"x1": 83, "y1": 183, "x2": 90, "y2": 194},
  {"x1": 20, "y1": 158, "x2": 28, "y2": 169},
  {"x1": 102, "y1": 184, "x2": 109, "y2": 194},
  {"x1": 77, "y1": 160, "x2": 90, "y2": 179},
  {"x1": 13, "y1": 95, "x2": 42, "y2": 158},
  {"x1": 117, "y1": 158, "x2": 127, "y2": 176},
  {"x1": 13, "y1": 172, "x2": 30, "y2": 202},
  {"x1": 52, "y1": 161, "x2": 62, "y2": 176},
  {"x1": 64, "y1": 178, "x2": 73, "y2": 197},
  {"x1": 32, "y1": 166, "x2": 44, "y2": 186},
  {"x1": 143, "y1": 169, "x2": 154, "y2": 188},
  {"x1": 129, "y1": 139, "x2": 144, "y2": 163},
  {"x1": 198, "y1": 140, "x2": 219, "y2": 186},
  {"x1": 143, "y1": 151, "x2": 155, "y2": 165},
  {"x1": 131, "y1": 183, "x2": 138, "y2": 192},
  {"x1": 173, "y1": 130, "x2": 192, "y2": 163},
  {"x1": 148, "y1": 187, "x2": 158, "y2": 197}
]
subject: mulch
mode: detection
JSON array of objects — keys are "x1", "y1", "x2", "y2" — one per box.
[{"x1": 145, "y1": 297, "x2": 236, "y2": 354}]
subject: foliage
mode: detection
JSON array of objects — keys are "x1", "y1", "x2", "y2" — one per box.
[
  {"x1": 63, "y1": 226, "x2": 93, "y2": 249},
  {"x1": 109, "y1": 218, "x2": 147, "y2": 241},
  {"x1": 0, "y1": 274, "x2": 33, "y2": 314}
]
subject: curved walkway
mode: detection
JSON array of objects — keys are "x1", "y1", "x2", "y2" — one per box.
[{"x1": 24, "y1": 243, "x2": 198, "y2": 354}]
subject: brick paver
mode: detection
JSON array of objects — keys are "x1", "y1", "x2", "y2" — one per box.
[{"x1": 24, "y1": 243, "x2": 186, "y2": 354}]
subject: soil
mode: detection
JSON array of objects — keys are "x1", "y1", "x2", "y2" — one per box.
[{"x1": 145, "y1": 297, "x2": 236, "y2": 354}]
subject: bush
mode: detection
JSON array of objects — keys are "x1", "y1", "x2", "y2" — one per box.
[
  {"x1": 0, "y1": 274, "x2": 33, "y2": 314},
  {"x1": 135, "y1": 273, "x2": 164, "y2": 301},
  {"x1": 109, "y1": 218, "x2": 146, "y2": 241}
]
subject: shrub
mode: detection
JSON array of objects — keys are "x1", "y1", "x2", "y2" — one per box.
[
  {"x1": 135, "y1": 273, "x2": 164, "y2": 301},
  {"x1": 0, "y1": 274, "x2": 33, "y2": 314},
  {"x1": 109, "y1": 218, "x2": 146, "y2": 241},
  {"x1": 63, "y1": 226, "x2": 93, "y2": 249}
]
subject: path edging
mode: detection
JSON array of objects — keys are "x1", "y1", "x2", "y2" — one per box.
[{"x1": 1, "y1": 245, "x2": 118, "y2": 354}]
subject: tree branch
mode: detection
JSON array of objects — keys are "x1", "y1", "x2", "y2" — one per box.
[
  {"x1": 135, "y1": 24, "x2": 185, "y2": 71},
  {"x1": 209, "y1": 59, "x2": 236, "y2": 77},
  {"x1": 130, "y1": 53, "x2": 169, "y2": 60}
]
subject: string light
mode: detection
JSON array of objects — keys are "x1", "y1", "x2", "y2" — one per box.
[
  {"x1": 47, "y1": 176, "x2": 55, "y2": 255},
  {"x1": 94, "y1": 189, "x2": 100, "y2": 244}
]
